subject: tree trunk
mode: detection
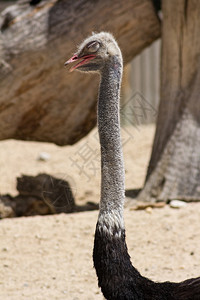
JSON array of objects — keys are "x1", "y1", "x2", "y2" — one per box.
[
  {"x1": 138, "y1": 0, "x2": 200, "y2": 202},
  {"x1": 0, "y1": 0, "x2": 160, "y2": 146}
]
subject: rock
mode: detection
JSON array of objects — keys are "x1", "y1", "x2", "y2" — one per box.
[
  {"x1": 145, "y1": 207, "x2": 153, "y2": 214},
  {"x1": 170, "y1": 200, "x2": 187, "y2": 209},
  {"x1": 37, "y1": 152, "x2": 50, "y2": 161}
]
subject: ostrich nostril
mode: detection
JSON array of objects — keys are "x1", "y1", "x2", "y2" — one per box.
[{"x1": 64, "y1": 54, "x2": 79, "y2": 67}]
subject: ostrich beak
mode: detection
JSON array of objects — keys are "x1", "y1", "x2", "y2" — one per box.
[{"x1": 64, "y1": 54, "x2": 96, "y2": 72}]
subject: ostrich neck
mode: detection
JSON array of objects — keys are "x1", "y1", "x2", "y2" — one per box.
[{"x1": 97, "y1": 57, "x2": 125, "y2": 230}]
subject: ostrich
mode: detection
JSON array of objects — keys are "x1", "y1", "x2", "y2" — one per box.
[{"x1": 65, "y1": 32, "x2": 200, "y2": 300}]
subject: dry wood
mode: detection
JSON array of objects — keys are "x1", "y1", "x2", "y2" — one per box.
[
  {"x1": 0, "y1": 0, "x2": 160, "y2": 145},
  {"x1": 0, "y1": 173, "x2": 98, "y2": 218},
  {"x1": 130, "y1": 201, "x2": 166, "y2": 210},
  {"x1": 139, "y1": 0, "x2": 200, "y2": 202}
]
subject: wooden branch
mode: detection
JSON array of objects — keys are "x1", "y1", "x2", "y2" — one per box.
[{"x1": 0, "y1": 0, "x2": 160, "y2": 145}]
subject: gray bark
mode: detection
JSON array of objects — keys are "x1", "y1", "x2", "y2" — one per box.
[
  {"x1": 139, "y1": 0, "x2": 200, "y2": 202},
  {"x1": 0, "y1": 0, "x2": 160, "y2": 145}
]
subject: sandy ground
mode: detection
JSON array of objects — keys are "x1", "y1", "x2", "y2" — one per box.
[{"x1": 0, "y1": 124, "x2": 200, "y2": 300}]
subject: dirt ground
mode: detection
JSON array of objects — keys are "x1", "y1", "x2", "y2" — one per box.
[{"x1": 0, "y1": 124, "x2": 200, "y2": 300}]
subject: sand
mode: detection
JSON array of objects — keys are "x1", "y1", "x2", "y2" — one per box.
[{"x1": 0, "y1": 124, "x2": 199, "y2": 300}]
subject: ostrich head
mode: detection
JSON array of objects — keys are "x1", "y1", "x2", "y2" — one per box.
[{"x1": 64, "y1": 32, "x2": 122, "y2": 73}]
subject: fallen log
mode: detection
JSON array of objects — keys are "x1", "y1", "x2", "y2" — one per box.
[{"x1": 0, "y1": 0, "x2": 160, "y2": 145}]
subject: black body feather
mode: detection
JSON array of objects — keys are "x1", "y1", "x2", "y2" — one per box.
[{"x1": 93, "y1": 225, "x2": 200, "y2": 300}]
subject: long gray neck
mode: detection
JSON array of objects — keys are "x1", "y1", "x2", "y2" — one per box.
[{"x1": 97, "y1": 56, "x2": 125, "y2": 230}]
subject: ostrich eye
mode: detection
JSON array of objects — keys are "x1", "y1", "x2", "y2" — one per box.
[{"x1": 87, "y1": 41, "x2": 100, "y2": 53}]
